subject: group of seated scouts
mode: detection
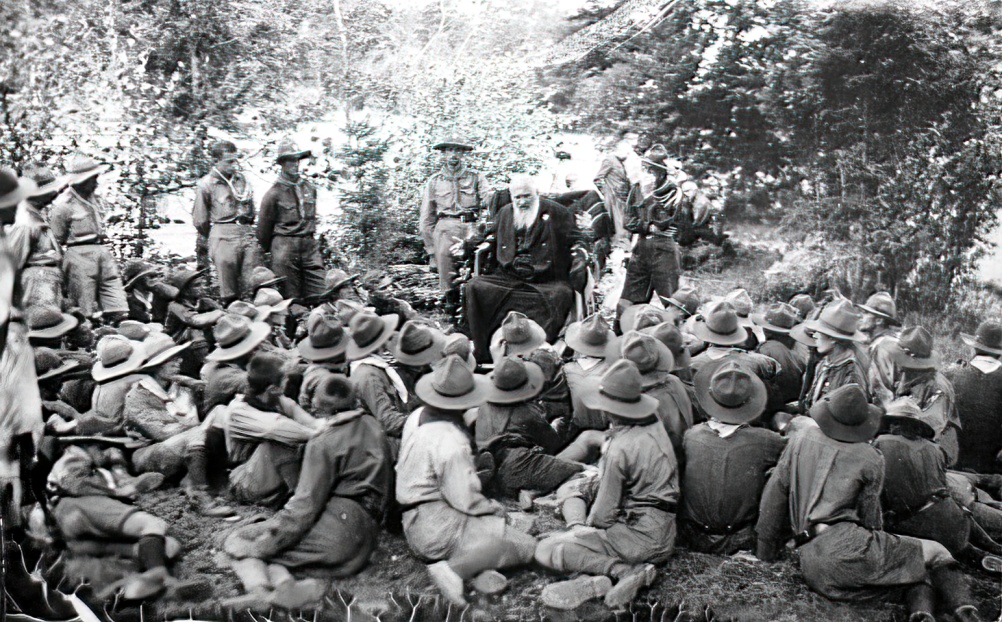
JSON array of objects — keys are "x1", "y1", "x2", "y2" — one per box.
[{"x1": 16, "y1": 265, "x2": 1002, "y2": 622}]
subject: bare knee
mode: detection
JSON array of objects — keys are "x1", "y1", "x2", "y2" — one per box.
[
  {"x1": 578, "y1": 429, "x2": 607, "y2": 450},
  {"x1": 121, "y1": 512, "x2": 167, "y2": 538},
  {"x1": 919, "y1": 539, "x2": 955, "y2": 569}
]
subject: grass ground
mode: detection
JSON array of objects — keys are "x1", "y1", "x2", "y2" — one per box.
[{"x1": 58, "y1": 229, "x2": 1002, "y2": 622}]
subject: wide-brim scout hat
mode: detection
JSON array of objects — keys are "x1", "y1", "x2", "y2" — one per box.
[
  {"x1": 27, "y1": 306, "x2": 79, "y2": 340},
  {"x1": 141, "y1": 333, "x2": 192, "y2": 370},
  {"x1": 117, "y1": 320, "x2": 154, "y2": 342},
  {"x1": 889, "y1": 326, "x2": 941, "y2": 370},
  {"x1": 227, "y1": 300, "x2": 261, "y2": 320},
  {"x1": 392, "y1": 320, "x2": 446, "y2": 367},
  {"x1": 346, "y1": 312, "x2": 399, "y2": 360},
  {"x1": 253, "y1": 287, "x2": 293, "y2": 320},
  {"x1": 24, "y1": 164, "x2": 68, "y2": 198},
  {"x1": 690, "y1": 301, "x2": 747, "y2": 347},
  {"x1": 811, "y1": 383, "x2": 882, "y2": 443},
  {"x1": 801, "y1": 300, "x2": 866, "y2": 342},
  {"x1": 64, "y1": 154, "x2": 111, "y2": 186},
  {"x1": 206, "y1": 316, "x2": 271, "y2": 362},
  {"x1": 751, "y1": 302, "x2": 799, "y2": 335},
  {"x1": 438, "y1": 333, "x2": 477, "y2": 371},
  {"x1": 620, "y1": 331, "x2": 674, "y2": 386},
  {"x1": 581, "y1": 359, "x2": 658, "y2": 420},
  {"x1": 694, "y1": 358, "x2": 768, "y2": 425},
  {"x1": 856, "y1": 292, "x2": 900, "y2": 326},
  {"x1": 0, "y1": 168, "x2": 37, "y2": 209},
  {"x1": 432, "y1": 137, "x2": 475, "y2": 152},
  {"x1": 641, "y1": 144, "x2": 671, "y2": 169},
  {"x1": 34, "y1": 347, "x2": 81, "y2": 382},
  {"x1": 247, "y1": 266, "x2": 286, "y2": 293},
  {"x1": 660, "y1": 286, "x2": 700, "y2": 318},
  {"x1": 318, "y1": 268, "x2": 360, "y2": 300},
  {"x1": 122, "y1": 260, "x2": 159, "y2": 291},
  {"x1": 565, "y1": 314, "x2": 616, "y2": 358},
  {"x1": 487, "y1": 357, "x2": 545, "y2": 404},
  {"x1": 641, "y1": 322, "x2": 691, "y2": 371},
  {"x1": 724, "y1": 288, "x2": 754, "y2": 320},
  {"x1": 92, "y1": 336, "x2": 147, "y2": 382},
  {"x1": 882, "y1": 398, "x2": 936, "y2": 440},
  {"x1": 167, "y1": 267, "x2": 208, "y2": 297},
  {"x1": 415, "y1": 354, "x2": 491, "y2": 410},
  {"x1": 788, "y1": 294, "x2": 816, "y2": 320},
  {"x1": 620, "y1": 304, "x2": 670, "y2": 334},
  {"x1": 275, "y1": 137, "x2": 312, "y2": 162},
  {"x1": 297, "y1": 313, "x2": 350, "y2": 361},
  {"x1": 961, "y1": 321, "x2": 1002, "y2": 357},
  {"x1": 491, "y1": 311, "x2": 547, "y2": 357}
]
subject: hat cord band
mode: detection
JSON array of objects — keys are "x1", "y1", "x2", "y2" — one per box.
[
  {"x1": 434, "y1": 381, "x2": 474, "y2": 398},
  {"x1": 599, "y1": 387, "x2": 641, "y2": 404},
  {"x1": 498, "y1": 375, "x2": 529, "y2": 392}
]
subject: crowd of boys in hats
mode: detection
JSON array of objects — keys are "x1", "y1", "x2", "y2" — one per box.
[{"x1": 4, "y1": 140, "x2": 1002, "y2": 622}]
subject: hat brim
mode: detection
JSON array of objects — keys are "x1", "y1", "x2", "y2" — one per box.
[
  {"x1": 393, "y1": 330, "x2": 447, "y2": 367},
  {"x1": 693, "y1": 357, "x2": 769, "y2": 425},
  {"x1": 92, "y1": 346, "x2": 147, "y2": 382},
  {"x1": 28, "y1": 314, "x2": 80, "y2": 341},
  {"x1": 790, "y1": 323, "x2": 817, "y2": 348},
  {"x1": 346, "y1": 314, "x2": 399, "y2": 361},
  {"x1": 811, "y1": 399, "x2": 882, "y2": 443},
  {"x1": 206, "y1": 322, "x2": 272, "y2": 362},
  {"x1": 487, "y1": 361, "x2": 546, "y2": 404},
  {"x1": 297, "y1": 337, "x2": 349, "y2": 362},
  {"x1": 66, "y1": 164, "x2": 111, "y2": 187},
  {"x1": 580, "y1": 386, "x2": 659, "y2": 420},
  {"x1": 415, "y1": 373, "x2": 492, "y2": 410},
  {"x1": 251, "y1": 276, "x2": 287, "y2": 293},
  {"x1": 38, "y1": 360, "x2": 81, "y2": 382},
  {"x1": 960, "y1": 333, "x2": 1002, "y2": 357},
  {"x1": 27, "y1": 175, "x2": 68, "y2": 198},
  {"x1": 276, "y1": 150, "x2": 312, "y2": 162},
  {"x1": 124, "y1": 268, "x2": 159, "y2": 291},
  {"x1": 620, "y1": 305, "x2": 669, "y2": 334},
  {"x1": 689, "y1": 319, "x2": 748, "y2": 347},
  {"x1": 0, "y1": 177, "x2": 36, "y2": 209},
  {"x1": 750, "y1": 313, "x2": 795, "y2": 334},
  {"x1": 802, "y1": 318, "x2": 867, "y2": 343},
  {"x1": 564, "y1": 323, "x2": 616, "y2": 359},
  {"x1": 433, "y1": 143, "x2": 474, "y2": 152},
  {"x1": 889, "y1": 345, "x2": 941, "y2": 371},
  {"x1": 142, "y1": 342, "x2": 193, "y2": 370},
  {"x1": 856, "y1": 303, "x2": 901, "y2": 326},
  {"x1": 490, "y1": 321, "x2": 548, "y2": 357},
  {"x1": 319, "y1": 275, "x2": 360, "y2": 301},
  {"x1": 659, "y1": 295, "x2": 694, "y2": 317},
  {"x1": 883, "y1": 413, "x2": 936, "y2": 440},
  {"x1": 256, "y1": 297, "x2": 293, "y2": 321},
  {"x1": 636, "y1": 342, "x2": 676, "y2": 387}
]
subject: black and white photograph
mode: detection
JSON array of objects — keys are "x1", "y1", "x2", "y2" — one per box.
[{"x1": 3, "y1": 0, "x2": 1002, "y2": 620}]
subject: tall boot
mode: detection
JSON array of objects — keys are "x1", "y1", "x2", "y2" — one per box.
[
  {"x1": 904, "y1": 583, "x2": 935, "y2": 622},
  {"x1": 930, "y1": 565, "x2": 978, "y2": 616}
]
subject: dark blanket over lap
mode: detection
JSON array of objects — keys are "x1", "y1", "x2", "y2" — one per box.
[{"x1": 465, "y1": 274, "x2": 574, "y2": 360}]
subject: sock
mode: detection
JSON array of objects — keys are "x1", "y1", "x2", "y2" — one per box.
[
  {"x1": 185, "y1": 447, "x2": 209, "y2": 489},
  {"x1": 562, "y1": 498, "x2": 587, "y2": 526},
  {"x1": 136, "y1": 535, "x2": 167, "y2": 571}
]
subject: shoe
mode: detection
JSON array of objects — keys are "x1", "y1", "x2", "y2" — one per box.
[
  {"x1": 541, "y1": 575, "x2": 613, "y2": 610},
  {"x1": 129, "y1": 473, "x2": 165, "y2": 493},
  {"x1": 471, "y1": 570, "x2": 508, "y2": 595},
  {"x1": 954, "y1": 605, "x2": 984, "y2": 622},
  {"x1": 908, "y1": 613, "x2": 935, "y2": 622},
  {"x1": 427, "y1": 561, "x2": 467, "y2": 607},
  {"x1": 268, "y1": 578, "x2": 326, "y2": 609},
  {"x1": 188, "y1": 489, "x2": 237, "y2": 518},
  {"x1": 981, "y1": 554, "x2": 1002, "y2": 574},
  {"x1": 121, "y1": 567, "x2": 170, "y2": 601},
  {"x1": 604, "y1": 564, "x2": 657, "y2": 609}
]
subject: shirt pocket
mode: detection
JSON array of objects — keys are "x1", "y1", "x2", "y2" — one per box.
[
  {"x1": 457, "y1": 177, "x2": 478, "y2": 207},
  {"x1": 275, "y1": 197, "x2": 299, "y2": 222}
]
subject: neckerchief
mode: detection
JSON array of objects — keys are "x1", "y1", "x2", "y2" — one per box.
[
  {"x1": 707, "y1": 419, "x2": 744, "y2": 438},
  {"x1": 351, "y1": 355, "x2": 408, "y2": 403},
  {"x1": 68, "y1": 188, "x2": 105, "y2": 236},
  {"x1": 575, "y1": 356, "x2": 603, "y2": 372},
  {"x1": 971, "y1": 355, "x2": 1002, "y2": 375},
  {"x1": 440, "y1": 163, "x2": 468, "y2": 181},
  {"x1": 212, "y1": 168, "x2": 252, "y2": 215},
  {"x1": 274, "y1": 173, "x2": 305, "y2": 220}
]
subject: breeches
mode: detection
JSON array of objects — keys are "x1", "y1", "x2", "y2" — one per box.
[
  {"x1": 63, "y1": 244, "x2": 128, "y2": 315},
  {"x1": 209, "y1": 223, "x2": 261, "y2": 300},
  {"x1": 270, "y1": 235, "x2": 325, "y2": 300}
]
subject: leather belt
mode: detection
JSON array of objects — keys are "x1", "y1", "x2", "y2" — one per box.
[
  {"x1": 627, "y1": 500, "x2": 677, "y2": 514},
  {"x1": 65, "y1": 238, "x2": 103, "y2": 247},
  {"x1": 439, "y1": 212, "x2": 477, "y2": 224},
  {"x1": 886, "y1": 489, "x2": 951, "y2": 526},
  {"x1": 684, "y1": 517, "x2": 755, "y2": 536}
]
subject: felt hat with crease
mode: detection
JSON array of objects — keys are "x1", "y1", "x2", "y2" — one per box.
[
  {"x1": 889, "y1": 326, "x2": 941, "y2": 370},
  {"x1": 487, "y1": 357, "x2": 546, "y2": 405},
  {"x1": 751, "y1": 303, "x2": 799, "y2": 335},
  {"x1": 811, "y1": 383, "x2": 882, "y2": 443},
  {"x1": 565, "y1": 314, "x2": 616, "y2": 359},
  {"x1": 297, "y1": 313, "x2": 350, "y2": 361},
  {"x1": 0, "y1": 167, "x2": 37, "y2": 209},
  {"x1": 27, "y1": 306, "x2": 79, "y2": 340},
  {"x1": 415, "y1": 354, "x2": 491, "y2": 410},
  {"x1": 799, "y1": 300, "x2": 867, "y2": 343},
  {"x1": 961, "y1": 321, "x2": 1002, "y2": 357},
  {"x1": 490, "y1": 311, "x2": 547, "y2": 358},
  {"x1": 392, "y1": 320, "x2": 446, "y2": 367},
  {"x1": 142, "y1": 333, "x2": 192, "y2": 370},
  {"x1": 620, "y1": 304, "x2": 669, "y2": 334},
  {"x1": 620, "y1": 331, "x2": 674, "y2": 385},
  {"x1": 206, "y1": 316, "x2": 271, "y2": 362},
  {"x1": 579, "y1": 359, "x2": 659, "y2": 420},
  {"x1": 92, "y1": 336, "x2": 147, "y2": 382},
  {"x1": 689, "y1": 301, "x2": 747, "y2": 347},
  {"x1": 346, "y1": 312, "x2": 399, "y2": 361},
  {"x1": 64, "y1": 153, "x2": 111, "y2": 186},
  {"x1": 694, "y1": 359, "x2": 768, "y2": 425}
]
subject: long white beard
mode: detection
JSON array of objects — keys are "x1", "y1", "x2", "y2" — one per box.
[{"x1": 513, "y1": 200, "x2": 539, "y2": 231}]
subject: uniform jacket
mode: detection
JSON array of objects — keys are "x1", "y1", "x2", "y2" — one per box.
[
  {"x1": 9, "y1": 204, "x2": 61, "y2": 267},
  {"x1": 947, "y1": 357, "x2": 1002, "y2": 473},
  {"x1": 805, "y1": 348, "x2": 869, "y2": 409},
  {"x1": 257, "y1": 176, "x2": 318, "y2": 251},
  {"x1": 419, "y1": 167, "x2": 488, "y2": 241},
  {"x1": 493, "y1": 199, "x2": 580, "y2": 283},
  {"x1": 123, "y1": 377, "x2": 200, "y2": 442},
  {"x1": 192, "y1": 170, "x2": 255, "y2": 237},
  {"x1": 49, "y1": 189, "x2": 110, "y2": 246}
]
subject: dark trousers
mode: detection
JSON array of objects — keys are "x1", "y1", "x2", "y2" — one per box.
[
  {"x1": 620, "y1": 236, "x2": 680, "y2": 305},
  {"x1": 271, "y1": 235, "x2": 326, "y2": 300}
]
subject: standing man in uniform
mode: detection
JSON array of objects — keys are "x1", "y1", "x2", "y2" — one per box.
[
  {"x1": 418, "y1": 137, "x2": 488, "y2": 304},
  {"x1": 8, "y1": 163, "x2": 67, "y2": 312},
  {"x1": 49, "y1": 154, "x2": 129, "y2": 321},
  {"x1": 257, "y1": 138, "x2": 325, "y2": 302},
  {"x1": 193, "y1": 141, "x2": 260, "y2": 306}
]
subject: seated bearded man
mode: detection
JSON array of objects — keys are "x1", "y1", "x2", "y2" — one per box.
[{"x1": 465, "y1": 174, "x2": 583, "y2": 361}]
